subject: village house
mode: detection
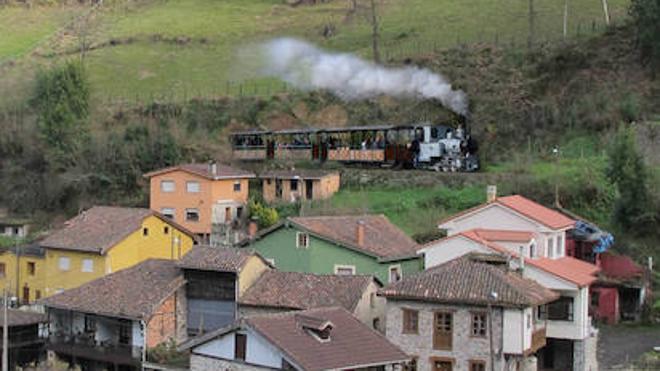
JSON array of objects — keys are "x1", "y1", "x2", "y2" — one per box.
[
  {"x1": 239, "y1": 270, "x2": 385, "y2": 331},
  {"x1": 176, "y1": 246, "x2": 273, "y2": 336},
  {"x1": 0, "y1": 309, "x2": 47, "y2": 369},
  {"x1": 0, "y1": 216, "x2": 30, "y2": 239},
  {"x1": 180, "y1": 307, "x2": 410, "y2": 371},
  {"x1": 380, "y1": 254, "x2": 559, "y2": 371},
  {"x1": 259, "y1": 169, "x2": 340, "y2": 203},
  {"x1": 144, "y1": 162, "x2": 256, "y2": 244},
  {"x1": 422, "y1": 193, "x2": 601, "y2": 371},
  {"x1": 244, "y1": 214, "x2": 423, "y2": 284},
  {"x1": 42, "y1": 259, "x2": 187, "y2": 370},
  {"x1": 0, "y1": 242, "x2": 46, "y2": 305},
  {"x1": 39, "y1": 206, "x2": 195, "y2": 298}
]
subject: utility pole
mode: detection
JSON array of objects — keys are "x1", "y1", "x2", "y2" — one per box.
[
  {"x1": 488, "y1": 291, "x2": 498, "y2": 371},
  {"x1": 601, "y1": 0, "x2": 610, "y2": 25},
  {"x1": 2, "y1": 287, "x2": 8, "y2": 371},
  {"x1": 369, "y1": 0, "x2": 381, "y2": 64},
  {"x1": 553, "y1": 146, "x2": 560, "y2": 207}
]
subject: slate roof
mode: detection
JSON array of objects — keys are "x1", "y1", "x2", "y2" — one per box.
[
  {"x1": 143, "y1": 163, "x2": 255, "y2": 180},
  {"x1": 41, "y1": 259, "x2": 183, "y2": 320},
  {"x1": 439, "y1": 195, "x2": 575, "y2": 230},
  {"x1": 177, "y1": 246, "x2": 265, "y2": 273},
  {"x1": 5, "y1": 309, "x2": 47, "y2": 327},
  {"x1": 239, "y1": 271, "x2": 377, "y2": 312},
  {"x1": 380, "y1": 255, "x2": 559, "y2": 308},
  {"x1": 183, "y1": 307, "x2": 409, "y2": 370},
  {"x1": 288, "y1": 215, "x2": 420, "y2": 260},
  {"x1": 40, "y1": 206, "x2": 192, "y2": 254},
  {"x1": 259, "y1": 169, "x2": 339, "y2": 180}
]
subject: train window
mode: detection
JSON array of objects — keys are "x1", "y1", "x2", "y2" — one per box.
[{"x1": 431, "y1": 127, "x2": 439, "y2": 139}]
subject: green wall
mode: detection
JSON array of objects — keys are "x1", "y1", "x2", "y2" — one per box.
[{"x1": 249, "y1": 226, "x2": 422, "y2": 283}]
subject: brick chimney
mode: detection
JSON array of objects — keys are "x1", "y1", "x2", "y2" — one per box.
[
  {"x1": 486, "y1": 185, "x2": 497, "y2": 203},
  {"x1": 356, "y1": 220, "x2": 365, "y2": 247}
]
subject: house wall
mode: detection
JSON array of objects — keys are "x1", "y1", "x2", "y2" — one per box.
[
  {"x1": 0, "y1": 251, "x2": 46, "y2": 303},
  {"x1": 190, "y1": 354, "x2": 273, "y2": 371},
  {"x1": 193, "y1": 328, "x2": 287, "y2": 369},
  {"x1": 502, "y1": 307, "x2": 534, "y2": 355},
  {"x1": 316, "y1": 174, "x2": 341, "y2": 199},
  {"x1": 422, "y1": 236, "x2": 491, "y2": 269},
  {"x1": 353, "y1": 281, "x2": 387, "y2": 331},
  {"x1": 237, "y1": 256, "x2": 271, "y2": 295},
  {"x1": 43, "y1": 249, "x2": 105, "y2": 296},
  {"x1": 0, "y1": 224, "x2": 28, "y2": 237},
  {"x1": 262, "y1": 174, "x2": 340, "y2": 204},
  {"x1": 250, "y1": 227, "x2": 422, "y2": 283},
  {"x1": 149, "y1": 170, "x2": 250, "y2": 234},
  {"x1": 146, "y1": 293, "x2": 178, "y2": 348},
  {"x1": 385, "y1": 299, "x2": 504, "y2": 371},
  {"x1": 591, "y1": 286, "x2": 619, "y2": 324}
]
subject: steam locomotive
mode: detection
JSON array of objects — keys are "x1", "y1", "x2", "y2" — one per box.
[{"x1": 231, "y1": 122, "x2": 479, "y2": 172}]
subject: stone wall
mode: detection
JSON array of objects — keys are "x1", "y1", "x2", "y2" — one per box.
[
  {"x1": 190, "y1": 354, "x2": 273, "y2": 371},
  {"x1": 338, "y1": 168, "x2": 507, "y2": 189},
  {"x1": 385, "y1": 299, "x2": 505, "y2": 371},
  {"x1": 574, "y1": 332, "x2": 599, "y2": 371}
]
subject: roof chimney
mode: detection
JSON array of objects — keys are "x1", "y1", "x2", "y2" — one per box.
[
  {"x1": 356, "y1": 220, "x2": 365, "y2": 247},
  {"x1": 486, "y1": 185, "x2": 497, "y2": 203},
  {"x1": 209, "y1": 160, "x2": 218, "y2": 176}
]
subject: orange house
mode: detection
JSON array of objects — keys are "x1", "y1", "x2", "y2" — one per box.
[{"x1": 144, "y1": 162, "x2": 255, "y2": 241}]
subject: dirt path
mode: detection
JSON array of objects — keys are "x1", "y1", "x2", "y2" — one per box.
[{"x1": 597, "y1": 324, "x2": 660, "y2": 370}]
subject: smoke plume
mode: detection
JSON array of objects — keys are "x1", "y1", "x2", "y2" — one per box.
[{"x1": 258, "y1": 38, "x2": 468, "y2": 115}]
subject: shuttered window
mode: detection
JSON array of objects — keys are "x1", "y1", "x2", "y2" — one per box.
[
  {"x1": 235, "y1": 333, "x2": 247, "y2": 360},
  {"x1": 434, "y1": 312, "x2": 453, "y2": 350},
  {"x1": 402, "y1": 309, "x2": 419, "y2": 334}
]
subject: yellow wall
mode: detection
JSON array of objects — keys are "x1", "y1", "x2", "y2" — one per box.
[
  {"x1": 43, "y1": 215, "x2": 194, "y2": 298},
  {"x1": 0, "y1": 251, "x2": 46, "y2": 303},
  {"x1": 237, "y1": 255, "x2": 271, "y2": 295}
]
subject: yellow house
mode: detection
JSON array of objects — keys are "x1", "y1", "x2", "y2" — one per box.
[
  {"x1": 0, "y1": 243, "x2": 46, "y2": 304},
  {"x1": 39, "y1": 206, "x2": 195, "y2": 298}
]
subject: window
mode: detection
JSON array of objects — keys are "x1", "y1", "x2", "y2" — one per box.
[
  {"x1": 556, "y1": 235, "x2": 564, "y2": 257},
  {"x1": 237, "y1": 207, "x2": 243, "y2": 218},
  {"x1": 58, "y1": 257, "x2": 70, "y2": 271},
  {"x1": 35, "y1": 290, "x2": 41, "y2": 300},
  {"x1": 469, "y1": 361, "x2": 486, "y2": 371},
  {"x1": 186, "y1": 181, "x2": 200, "y2": 193},
  {"x1": 186, "y1": 208, "x2": 200, "y2": 222},
  {"x1": 0, "y1": 263, "x2": 5, "y2": 277},
  {"x1": 402, "y1": 309, "x2": 419, "y2": 334},
  {"x1": 143, "y1": 227, "x2": 149, "y2": 236},
  {"x1": 432, "y1": 358, "x2": 453, "y2": 371},
  {"x1": 547, "y1": 237, "x2": 554, "y2": 258},
  {"x1": 161, "y1": 207, "x2": 175, "y2": 219},
  {"x1": 471, "y1": 313, "x2": 487, "y2": 337},
  {"x1": 234, "y1": 333, "x2": 247, "y2": 361},
  {"x1": 547, "y1": 296, "x2": 574, "y2": 321},
  {"x1": 290, "y1": 179, "x2": 298, "y2": 191},
  {"x1": 119, "y1": 321, "x2": 131, "y2": 345},
  {"x1": 372, "y1": 318, "x2": 381, "y2": 330},
  {"x1": 233, "y1": 181, "x2": 241, "y2": 192},
  {"x1": 163, "y1": 226, "x2": 169, "y2": 235},
  {"x1": 529, "y1": 242, "x2": 536, "y2": 258},
  {"x1": 434, "y1": 312, "x2": 453, "y2": 350},
  {"x1": 591, "y1": 292, "x2": 600, "y2": 308},
  {"x1": 403, "y1": 358, "x2": 417, "y2": 371},
  {"x1": 334, "y1": 265, "x2": 355, "y2": 275},
  {"x1": 296, "y1": 232, "x2": 309, "y2": 248},
  {"x1": 82, "y1": 259, "x2": 94, "y2": 273},
  {"x1": 84, "y1": 315, "x2": 96, "y2": 333},
  {"x1": 27, "y1": 262, "x2": 36, "y2": 276},
  {"x1": 160, "y1": 180, "x2": 175, "y2": 192},
  {"x1": 389, "y1": 265, "x2": 402, "y2": 283},
  {"x1": 536, "y1": 305, "x2": 547, "y2": 320}
]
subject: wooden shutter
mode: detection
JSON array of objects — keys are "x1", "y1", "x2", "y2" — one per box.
[
  {"x1": 235, "y1": 333, "x2": 247, "y2": 360},
  {"x1": 433, "y1": 312, "x2": 452, "y2": 350}
]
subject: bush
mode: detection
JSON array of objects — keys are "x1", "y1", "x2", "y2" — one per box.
[
  {"x1": 249, "y1": 201, "x2": 279, "y2": 228},
  {"x1": 630, "y1": 0, "x2": 660, "y2": 70}
]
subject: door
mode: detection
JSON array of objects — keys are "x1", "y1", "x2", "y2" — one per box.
[
  {"x1": 22, "y1": 285, "x2": 30, "y2": 303},
  {"x1": 275, "y1": 179, "x2": 283, "y2": 199},
  {"x1": 434, "y1": 312, "x2": 453, "y2": 350},
  {"x1": 431, "y1": 358, "x2": 453, "y2": 371},
  {"x1": 305, "y1": 180, "x2": 314, "y2": 200}
]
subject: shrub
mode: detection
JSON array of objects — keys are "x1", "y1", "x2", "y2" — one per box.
[
  {"x1": 249, "y1": 201, "x2": 279, "y2": 228},
  {"x1": 630, "y1": 0, "x2": 660, "y2": 71}
]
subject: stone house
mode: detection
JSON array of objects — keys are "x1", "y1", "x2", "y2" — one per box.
[
  {"x1": 380, "y1": 255, "x2": 559, "y2": 371},
  {"x1": 259, "y1": 170, "x2": 340, "y2": 204}
]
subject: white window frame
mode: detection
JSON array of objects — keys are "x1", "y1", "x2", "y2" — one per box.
[
  {"x1": 186, "y1": 181, "x2": 200, "y2": 193},
  {"x1": 185, "y1": 208, "x2": 200, "y2": 222},
  {"x1": 58, "y1": 257, "x2": 71, "y2": 271},
  {"x1": 160, "y1": 180, "x2": 175, "y2": 193},
  {"x1": 388, "y1": 264, "x2": 402, "y2": 283},
  {"x1": 296, "y1": 232, "x2": 309, "y2": 249},
  {"x1": 547, "y1": 237, "x2": 554, "y2": 258},
  {"x1": 233, "y1": 181, "x2": 241, "y2": 192},
  {"x1": 160, "y1": 207, "x2": 175, "y2": 219},
  {"x1": 557, "y1": 234, "x2": 564, "y2": 257},
  {"x1": 81, "y1": 259, "x2": 94, "y2": 273},
  {"x1": 334, "y1": 265, "x2": 356, "y2": 275}
]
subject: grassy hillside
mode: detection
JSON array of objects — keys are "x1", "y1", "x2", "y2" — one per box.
[{"x1": 0, "y1": 0, "x2": 630, "y2": 106}]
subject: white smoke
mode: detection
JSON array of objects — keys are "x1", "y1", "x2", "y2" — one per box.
[{"x1": 258, "y1": 38, "x2": 468, "y2": 115}]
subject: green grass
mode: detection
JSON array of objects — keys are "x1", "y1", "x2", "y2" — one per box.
[{"x1": 0, "y1": 0, "x2": 631, "y2": 104}]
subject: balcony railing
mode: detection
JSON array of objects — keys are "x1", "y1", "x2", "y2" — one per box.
[{"x1": 48, "y1": 334, "x2": 142, "y2": 366}]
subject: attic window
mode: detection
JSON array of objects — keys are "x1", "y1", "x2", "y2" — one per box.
[
  {"x1": 143, "y1": 227, "x2": 149, "y2": 236},
  {"x1": 296, "y1": 232, "x2": 309, "y2": 248},
  {"x1": 296, "y1": 315, "x2": 333, "y2": 343}
]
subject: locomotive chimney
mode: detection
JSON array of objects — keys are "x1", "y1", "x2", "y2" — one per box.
[
  {"x1": 486, "y1": 185, "x2": 497, "y2": 203},
  {"x1": 356, "y1": 220, "x2": 365, "y2": 247}
]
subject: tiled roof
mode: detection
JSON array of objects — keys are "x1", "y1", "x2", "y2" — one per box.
[
  {"x1": 40, "y1": 207, "x2": 154, "y2": 254},
  {"x1": 143, "y1": 163, "x2": 255, "y2": 180},
  {"x1": 599, "y1": 253, "x2": 644, "y2": 281},
  {"x1": 289, "y1": 215, "x2": 419, "y2": 260},
  {"x1": 246, "y1": 307, "x2": 409, "y2": 370},
  {"x1": 239, "y1": 271, "x2": 376, "y2": 311},
  {"x1": 5, "y1": 309, "x2": 47, "y2": 327},
  {"x1": 439, "y1": 195, "x2": 575, "y2": 230},
  {"x1": 177, "y1": 246, "x2": 262, "y2": 273},
  {"x1": 380, "y1": 255, "x2": 559, "y2": 308},
  {"x1": 259, "y1": 169, "x2": 338, "y2": 180},
  {"x1": 41, "y1": 259, "x2": 183, "y2": 320}
]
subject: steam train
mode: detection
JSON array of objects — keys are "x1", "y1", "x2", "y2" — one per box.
[{"x1": 230, "y1": 123, "x2": 479, "y2": 172}]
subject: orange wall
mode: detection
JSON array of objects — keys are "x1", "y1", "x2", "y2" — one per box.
[
  {"x1": 149, "y1": 170, "x2": 250, "y2": 234},
  {"x1": 146, "y1": 295, "x2": 177, "y2": 348}
]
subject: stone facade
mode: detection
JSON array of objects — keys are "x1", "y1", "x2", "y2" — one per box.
[
  {"x1": 190, "y1": 354, "x2": 273, "y2": 371},
  {"x1": 385, "y1": 300, "x2": 505, "y2": 371}
]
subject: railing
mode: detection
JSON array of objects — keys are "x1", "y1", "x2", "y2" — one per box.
[{"x1": 48, "y1": 334, "x2": 142, "y2": 366}]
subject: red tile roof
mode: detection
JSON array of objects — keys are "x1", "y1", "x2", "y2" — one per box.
[
  {"x1": 439, "y1": 195, "x2": 575, "y2": 230},
  {"x1": 239, "y1": 271, "x2": 377, "y2": 312},
  {"x1": 599, "y1": 253, "x2": 644, "y2": 281},
  {"x1": 380, "y1": 255, "x2": 559, "y2": 307},
  {"x1": 143, "y1": 163, "x2": 255, "y2": 180},
  {"x1": 41, "y1": 259, "x2": 183, "y2": 320},
  {"x1": 289, "y1": 215, "x2": 419, "y2": 260}
]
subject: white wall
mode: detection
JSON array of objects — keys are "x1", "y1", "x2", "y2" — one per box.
[
  {"x1": 194, "y1": 328, "x2": 290, "y2": 369},
  {"x1": 353, "y1": 281, "x2": 386, "y2": 332},
  {"x1": 421, "y1": 236, "x2": 491, "y2": 269},
  {"x1": 440, "y1": 204, "x2": 541, "y2": 236},
  {"x1": 503, "y1": 309, "x2": 524, "y2": 355}
]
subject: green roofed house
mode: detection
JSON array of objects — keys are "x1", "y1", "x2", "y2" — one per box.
[{"x1": 242, "y1": 214, "x2": 423, "y2": 283}]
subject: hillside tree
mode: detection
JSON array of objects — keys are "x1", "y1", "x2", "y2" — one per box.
[{"x1": 629, "y1": 0, "x2": 660, "y2": 72}]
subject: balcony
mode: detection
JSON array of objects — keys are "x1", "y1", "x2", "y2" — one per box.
[{"x1": 47, "y1": 334, "x2": 142, "y2": 367}]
